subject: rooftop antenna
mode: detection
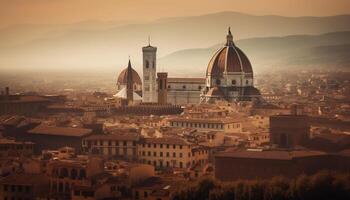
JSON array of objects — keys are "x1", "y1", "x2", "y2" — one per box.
[{"x1": 148, "y1": 36, "x2": 151, "y2": 46}]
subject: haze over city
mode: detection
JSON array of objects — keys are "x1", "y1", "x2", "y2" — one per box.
[{"x1": 0, "y1": 1, "x2": 350, "y2": 200}]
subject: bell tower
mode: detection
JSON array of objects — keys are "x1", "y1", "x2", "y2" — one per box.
[{"x1": 142, "y1": 37, "x2": 157, "y2": 102}]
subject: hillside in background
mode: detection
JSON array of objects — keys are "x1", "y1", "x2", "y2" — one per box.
[
  {"x1": 159, "y1": 31, "x2": 350, "y2": 76},
  {"x1": 0, "y1": 12, "x2": 350, "y2": 75}
]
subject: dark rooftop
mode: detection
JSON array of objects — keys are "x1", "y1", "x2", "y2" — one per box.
[{"x1": 28, "y1": 125, "x2": 92, "y2": 137}]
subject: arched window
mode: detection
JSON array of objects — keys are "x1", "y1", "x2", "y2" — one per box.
[
  {"x1": 232, "y1": 80, "x2": 236, "y2": 85},
  {"x1": 216, "y1": 79, "x2": 221, "y2": 85},
  {"x1": 146, "y1": 60, "x2": 149, "y2": 68}
]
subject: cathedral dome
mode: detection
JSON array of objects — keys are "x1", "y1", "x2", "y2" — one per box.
[
  {"x1": 206, "y1": 28, "x2": 253, "y2": 77},
  {"x1": 117, "y1": 66, "x2": 142, "y2": 85}
]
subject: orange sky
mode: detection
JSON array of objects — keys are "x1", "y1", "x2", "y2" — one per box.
[{"x1": 1, "y1": 0, "x2": 350, "y2": 27}]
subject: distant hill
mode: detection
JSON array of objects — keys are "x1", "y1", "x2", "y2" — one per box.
[
  {"x1": 159, "y1": 31, "x2": 350, "y2": 76},
  {"x1": 0, "y1": 11, "x2": 350, "y2": 74}
]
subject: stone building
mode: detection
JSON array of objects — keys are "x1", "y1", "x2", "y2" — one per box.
[
  {"x1": 157, "y1": 72, "x2": 168, "y2": 105},
  {"x1": 168, "y1": 117, "x2": 242, "y2": 133},
  {"x1": 0, "y1": 137, "x2": 34, "y2": 157},
  {"x1": 0, "y1": 87, "x2": 51, "y2": 115},
  {"x1": 82, "y1": 132, "x2": 140, "y2": 161},
  {"x1": 215, "y1": 149, "x2": 350, "y2": 181},
  {"x1": 47, "y1": 156, "x2": 104, "y2": 199},
  {"x1": 200, "y1": 28, "x2": 261, "y2": 103},
  {"x1": 0, "y1": 174, "x2": 50, "y2": 200},
  {"x1": 137, "y1": 137, "x2": 209, "y2": 169},
  {"x1": 26, "y1": 125, "x2": 93, "y2": 154},
  {"x1": 167, "y1": 78, "x2": 205, "y2": 104},
  {"x1": 270, "y1": 114, "x2": 310, "y2": 148}
]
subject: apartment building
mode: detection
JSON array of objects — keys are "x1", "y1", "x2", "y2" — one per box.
[{"x1": 137, "y1": 137, "x2": 209, "y2": 169}]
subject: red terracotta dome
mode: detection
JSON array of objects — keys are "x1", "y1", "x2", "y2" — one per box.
[
  {"x1": 206, "y1": 28, "x2": 253, "y2": 77},
  {"x1": 117, "y1": 67, "x2": 142, "y2": 85}
]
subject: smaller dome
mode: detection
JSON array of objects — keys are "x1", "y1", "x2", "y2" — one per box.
[{"x1": 117, "y1": 67, "x2": 142, "y2": 85}]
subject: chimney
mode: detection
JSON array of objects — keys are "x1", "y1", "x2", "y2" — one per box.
[{"x1": 157, "y1": 72, "x2": 168, "y2": 104}]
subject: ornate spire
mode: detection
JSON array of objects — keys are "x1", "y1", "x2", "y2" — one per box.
[
  {"x1": 148, "y1": 36, "x2": 151, "y2": 46},
  {"x1": 226, "y1": 27, "x2": 234, "y2": 46},
  {"x1": 126, "y1": 58, "x2": 133, "y2": 104},
  {"x1": 128, "y1": 57, "x2": 132, "y2": 69}
]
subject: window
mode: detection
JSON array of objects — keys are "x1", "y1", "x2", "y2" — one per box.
[
  {"x1": 153, "y1": 144, "x2": 157, "y2": 148},
  {"x1": 173, "y1": 144, "x2": 176, "y2": 149},
  {"x1": 166, "y1": 152, "x2": 170, "y2": 157},
  {"x1": 168, "y1": 85, "x2": 171, "y2": 89},
  {"x1": 180, "y1": 162, "x2": 183, "y2": 168},
  {"x1": 166, "y1": 144, "x2": 169, "y2": 149},
  {"x1": 144, "y1": 191, "x2": 148, "y2": 198},
  {"x1": 148, "y1": 151, "x2": 151, "y2": 156},
  {"x1": 198, "y1": 86, "x2": 202, "y2": 90},
  {"x1": 142, "y1": 151, "x2": 145, "y2": 156},
  {"x1": 180, "y1": 145, "x2": 183, "y2": 149},
  {"x1": 160, "y1": 152, "x2": 163, "y2": 157},
  {"x1": 146, "y1": 60, "x2": 149, "y2": 68},
  {"x1": 123, "y1": 141, "x2": 127, "y2": 146},
  {"x1": 232, "y1": 80, "x2": 236, "y2": 85},
  {"x1": 246, "y1": 80, "x2": 249, "y2": 85},
  {"x1": 148, "y1": 144, "x2": 151, "y2": 148},
  {"x1": 160, "y1": 144, "x2": 163, "y2": 148},
  {"x1": 182, "y1": 85, "x2": 186, "y2": 89},
  {"x1": 153, "y1": 152, "x2": 157, "y2": 156},
  {"x1": 173, "y1": 152, "x2": 176, "y2": 157},
  {"x1": 159, "y1": 79, "x2": 163, "y2": 89},
  {"x1": 179, "y1": 153, "x2": 183, "y2": 158}
]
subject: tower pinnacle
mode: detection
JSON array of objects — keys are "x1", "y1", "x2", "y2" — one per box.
[{"x1": 226, "y1": 27, "x2": 234, "y2": 46}]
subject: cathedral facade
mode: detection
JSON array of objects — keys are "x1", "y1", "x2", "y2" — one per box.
[{"x1": 115, "y1": 28, "x2": 261, "y2": 105}]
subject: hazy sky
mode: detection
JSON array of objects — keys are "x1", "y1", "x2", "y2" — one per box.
[{"x1": 1, "y1": 0, "x2": 350, "y2": 28}]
